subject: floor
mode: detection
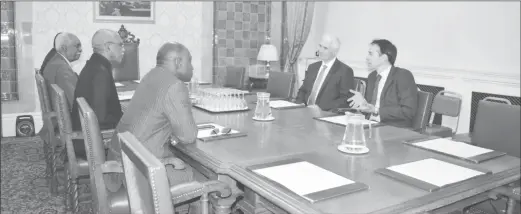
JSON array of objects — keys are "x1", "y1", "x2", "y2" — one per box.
[{"x1": 1, "y1": 136, "x2": 91, "y2": 214}]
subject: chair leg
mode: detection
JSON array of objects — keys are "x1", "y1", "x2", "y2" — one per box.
[
  {"x1": 506, "y1": 198, "x2": 517, "y2": 214},
  {"x1": 49, "y1": 148, "x2": 60, "y2": 196},
  {"x1": 70, "y1": 178, "x2": 81, "y2": 213},
  {"x1": 201, "y1": 194, "x2": 209, "y2": 214},
  {"x1": 64, "y1": 167, "x2": 72, "y2": 211}
]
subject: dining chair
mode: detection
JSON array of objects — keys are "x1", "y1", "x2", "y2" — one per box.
[
  {"x1": 266, "y1": 71, "x2": 294, "y2": 100},
  {"x1": 410, "y1": 90, "x2": 434, "y2": 133},
  {"x1": 35, "y1": 69, "x2": 62, "y2": 195},
  {"x1": 423, "y1": 90, "x2": 462, "y2": 138},
  {"x1": 119, "y1": 131, "x2": 234, "y2": 214},
  {"x1": 77, "y1": 97, "x2": 130, "y2": 213},
  {"x1": 354, "y1": 78, "x2": 367, "y2": 97},
  {"x1": 223, "y1": 67, "x2": 246, "y2": 89}
]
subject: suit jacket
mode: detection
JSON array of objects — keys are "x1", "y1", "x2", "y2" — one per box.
[
  {"x1": 295, "y1": 59, "x2": 355, "y2": 111},
  {"x1": 365, "y1": 66, "x2": 418, "y2": 128},
  {"x1": 71, "y1": 53, "x2": 122, "y2": 131},
  {"x1": 42, "y1": 53, "x2": 78, "y2": 110}
]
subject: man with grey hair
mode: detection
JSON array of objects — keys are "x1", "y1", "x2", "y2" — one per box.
[
  {"x1": 295, "y1": 34, "x2": 355, "y2": 111},
  {"x1": 70, "y1": 29, "x2": 125, "y2": 159},
  {"x1": 105, "y1": 42, "x2": 199, "y2": 213},
  {"x1": 43, "y1": 32, "x2": 82, "y2": 109}
]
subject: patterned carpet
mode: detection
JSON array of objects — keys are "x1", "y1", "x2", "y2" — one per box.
[{"x1": 1, "y1": 137, "x2": 91, "y2": 214}]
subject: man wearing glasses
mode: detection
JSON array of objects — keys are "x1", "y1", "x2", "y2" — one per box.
[{"x1": 70, "y1": 29, "x2": 125, "y2": 159}]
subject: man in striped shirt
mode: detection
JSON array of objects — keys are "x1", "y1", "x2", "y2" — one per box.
[{"x1": 106, "y1": 42, "x2": 199, "y2": 213}]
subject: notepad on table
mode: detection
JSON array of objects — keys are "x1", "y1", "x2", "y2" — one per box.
[
  {"x1": 407, "y1": 138, "x2": 505, "y2": 163},
  {"x1": 117, "y1": 91, "x2": 134, "y2": 101},
  {"x1": 269, "y1": 100, "x2": 305, "y2": 109},
  {"x1": 377, "y1": 158, "x2": 489, "y2": 192},
  {"x1": 315, "y1": 115, "x2": 378, "y2": 126},
  {"x1": 252, "y1": 161, "x2": 367, "y2": 202},
  {"x1": 134, "y1": 80, "x2": 141, "y2": 83},
  {"x1": 115, "y1": 82, "x2": 124, "y2": 87}
]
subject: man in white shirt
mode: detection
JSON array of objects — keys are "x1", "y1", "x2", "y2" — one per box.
[
  {"x1": 295, "y1": 34, "x2": 355, "y2": 111},
  {"x1": 348, "y1": 39, "x2": 418, "y2": 128},
  {"x1": 43, "y1": 32, "x2": 83, "y2": 109}
]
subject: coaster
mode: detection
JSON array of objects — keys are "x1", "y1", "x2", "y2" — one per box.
[
  {"x1": 253, "y1": 115, "x2": 275, "y2": 121},
  {"x1": 337, "y1": 145, "x2": 370, "y2": 154}
]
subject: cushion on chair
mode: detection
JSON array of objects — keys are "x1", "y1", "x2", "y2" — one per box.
[
  {"x1": 424, "y1": 124, "x2": 453, "y2": 138},
  {"x1": 411, "y1": 91, "x2": 433, "y2": 131},
  {"x1": 472, "y1": 100, "x2": 520, "y2": 158},
  {"x1": 266, "y1": 71, "x2": 294, "y2": 99},
  {"x1": 431, "y1": 94, "x2": 462, "y2": 117}
]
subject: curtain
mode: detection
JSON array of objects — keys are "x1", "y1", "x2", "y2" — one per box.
[{"x1": 281, "y1": 2, "x2": 314, "y2": 98}]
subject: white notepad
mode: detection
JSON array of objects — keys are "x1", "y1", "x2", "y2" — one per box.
[
  {"x1": 134, "y1": 80, "x2": 141, "y2": 83},
  {"x1": 413, "y1": 138, "x2": 493, "y2": 158},
  {"x1": 253, "y1": 161, "x2": 354, "y2": 196},
  {"x1": 387, "y1": 158, "x2": 485, "y2": 187},
  {"x1": 115, "y1": 82, "x2": 124, "y2": 87},
  {"x1": 318, "y1": 115, "x2": 378, "y2": 126},
  {"x1": 269, "y1": 100, "x2": 304, "y2": 109},
  {"x1": 117, "y1": 91, "x2": 134, "y2": 101},
  {"x1": 197, "y1": 123, "x2": 239, "y2": 138}
]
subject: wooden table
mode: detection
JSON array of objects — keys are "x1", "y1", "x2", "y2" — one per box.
[{"x1": 118, "y1": 82, "x2": 520, "y2": 214}]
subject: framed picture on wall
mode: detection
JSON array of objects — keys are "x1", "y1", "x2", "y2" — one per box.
[{"x1": 93, "y1": 1, "x2": 155, "y2": 23}]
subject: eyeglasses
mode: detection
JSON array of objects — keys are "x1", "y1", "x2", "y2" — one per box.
[{"x1": 198, "y1": 124, "x2": 232, "y2": 135}]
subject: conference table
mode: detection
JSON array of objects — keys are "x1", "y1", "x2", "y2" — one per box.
[{"x1": 117, "y1": 81, "x2": 520, "y2": 214}]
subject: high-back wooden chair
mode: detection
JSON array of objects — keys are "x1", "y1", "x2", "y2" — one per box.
[
  {"x1": 266, "y1": 71, "x2": 294, "y2": 100},
  {"x1": 119, "y1": 132, "x2": 234, "y2": 214},
  {"x1": 77, "y1": 97, "x2": 129, "y2": 213},
  {"x1": 223, "y1": 67, "x2": 246, "y2": 89},
  {"x1": 51, "y1": 84, "x2": 90, "y2": 212},
  {"x1": 35, "y1": 69, "x2": 62, "y2": 195}
]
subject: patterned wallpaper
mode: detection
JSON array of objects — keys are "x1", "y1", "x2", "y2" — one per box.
[
  {"x1": 32, "y1": 1, "x2": 206, "y2": 80},
  {"x1": 213, "y1": 1, "x2": 271, "y2": 85}
]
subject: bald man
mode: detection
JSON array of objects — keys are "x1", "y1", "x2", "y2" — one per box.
[
  {"x1": 295, "y1": 34, "x2": 355, "y2": 111},
  {"x1": 70, "y1": 29, "x2": 125, "y2": 159},
  {"x1": 43, "y1": 32, "x2": 82, "y2": 109},
  {"x1": 105, "y1": 42, "x2": 198, "y2": 213}
]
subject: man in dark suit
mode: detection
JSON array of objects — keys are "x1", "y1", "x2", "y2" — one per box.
[
  {"x1": 295, "y1": 34, "x2": 355, "y2": 111},
  {"x1": 43, "y1": 32, "x2": 82, "y2": 109},
  {"x1": 348, "y1": 39, "x2": 418, "y2": 128},
  {"x1": 105, "y1": 42, "x2": 199, "y2": 213},
  {"x1": 70, "y1": 29, "x2": 125, "y2": 158}
]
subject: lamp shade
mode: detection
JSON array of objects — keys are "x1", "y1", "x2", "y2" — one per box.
[{"x1": 257, "y1": 44, "x2": 279, "y2": 61}]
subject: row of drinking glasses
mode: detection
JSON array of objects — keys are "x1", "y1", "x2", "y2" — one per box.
[{"x1": 197, "y1": 91, "x2": 248, "y2": 111}]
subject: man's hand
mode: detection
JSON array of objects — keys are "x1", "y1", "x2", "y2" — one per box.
[
  {"x1": 347, "y1": 89, "x2": 367, "y2": 109},
  {"x1": 359, "y1": 103, "x2": 376, "y2": 114}
]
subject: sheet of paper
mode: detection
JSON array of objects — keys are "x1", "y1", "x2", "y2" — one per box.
[
  {"x1": 269, "y1": 100, "x2": 304, "y2": 109},
  {"x1": 253, "y1": 161, "x2": 354, "y2": 196},
  {"x1": 115, "y1": 82, "x2": 124, "y2": 87},
  {"x1": 118, "y1": 91, "x2": 134, "y2": 101},
  {"x1": 319, "y1": 115, "x2": 378, "y2": 126},
  {"x1": 387, "y1": 158, "x2": 485, "y2": 187},
  {"x1": 197, "y1": 123, "x2": 239, "y2": 138},
  {"x1": 414, "y1": 138, "x2": 493, "y2": 158},
  {"x1": 134, "y1": 80, "x2": 141, "y2": 83}
]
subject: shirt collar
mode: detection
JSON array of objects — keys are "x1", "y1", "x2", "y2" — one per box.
[
  {"x1": 377, "y1": 65, "x2": 392, "y2": 79},
  {"x1": 90, "y1": 52, "x2": 113, "y2": 71},
  {"x1": 322, "y1": 57, "x2": 336, "y2": 68},
  {"x1": 57, "y1": 52, "x2": 72, "y2": 67}
]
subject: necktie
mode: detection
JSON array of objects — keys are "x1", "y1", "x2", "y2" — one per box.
[
  {"x1": 308, "y1": 65, "x2": 328, "y2": 105},
  {"x1": 370, "y1": 74, "x2": 382, "y2": 105}
]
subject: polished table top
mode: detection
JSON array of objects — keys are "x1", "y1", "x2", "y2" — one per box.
[{"x1": 118, "y1": 82, "x2": 520, "y2": 214}]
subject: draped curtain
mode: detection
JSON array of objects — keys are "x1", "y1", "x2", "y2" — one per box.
[{"x1": 280, "y1": 2, "x2": 314, "y2": 98}]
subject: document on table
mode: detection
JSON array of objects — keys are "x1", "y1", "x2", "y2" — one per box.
[
  {"x1": 117, "y1": 91, "x2": 134, "y2": 101},
  {"x1": 387, "y1": 158, "x2": 485, "y2": 187},
  {"x1": 115, "y1": 82, "x2": 124, "y2": 87},
  {"x1": 134, "y1": 80, "x2": 141, "y2": 83},
  {"x1": 317, "y1": 115, "x2": 378, "y2": 126},
  {"x1": 269, "y1": 100, "x2": 305, "y2": 109},
  {"x1": 413, "y1": 138, "x2": 493, "y2": 158},
  {"x1": 253, "y1": 161, "x2": 354, "y2": 196},
  {"x1": 197, "y1": 123, "x2": 239, "y2": 138}
]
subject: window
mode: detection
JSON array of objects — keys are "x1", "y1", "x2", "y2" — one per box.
[{"x1": 1, "y1": 1, "x2": 18, "y2": 101}]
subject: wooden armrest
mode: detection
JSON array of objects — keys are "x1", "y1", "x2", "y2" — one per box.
[
  {"x1": 101, "y1": 161, "x2": 123, "y2": 174},
  {"x1": 452, "y1": 133, "x2": 472, "y2": 144},
  {"x1": 489, "y1": 186, "x2": 521, "y2": 202},
  {"x1": 70, "y1": 131, "x2": 83, "y2": 140},
  {"x1": 101, "y1": 129, "x2": 115, "y2": 140},
  {"x1": 170, "y1": 180, "x2": 232, "y2": 205},
  {"x1": 161, "y1": 157, "x2": 185, "y2": 170}
]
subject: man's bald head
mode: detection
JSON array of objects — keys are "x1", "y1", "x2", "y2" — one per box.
[
  {"x1": 156, "y1": 42, "x2": 193, "y2": 82},
  {"x1": 55, "y1": 32, "x2": 82, "y2": 62},
  {"x1": 92, "y1": 29, "x2": 125, "y2": 63}
]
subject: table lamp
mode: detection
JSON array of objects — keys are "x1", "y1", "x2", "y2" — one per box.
[{"x1": 257, "y1": 44, "x2": 279, "y2": 77}]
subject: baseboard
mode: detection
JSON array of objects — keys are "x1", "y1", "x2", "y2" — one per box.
[{"x1": 1, "y1": 112, "x2": 43, "y2": 138}]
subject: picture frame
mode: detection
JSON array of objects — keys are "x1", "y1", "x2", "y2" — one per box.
[{"x1": 93, "y1": 1, "x2": 155, "y2": 24}]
